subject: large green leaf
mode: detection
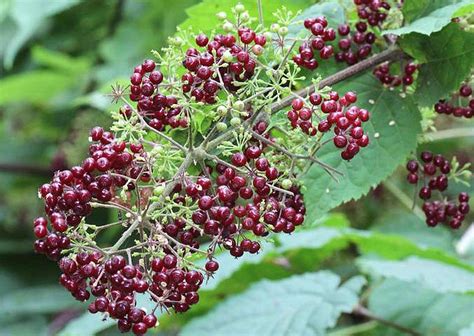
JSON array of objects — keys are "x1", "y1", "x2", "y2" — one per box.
[
  {"x1": 302, "y1": 74, "x2": 421, "y2": 216},
  {"x1": 369, "y1": 279, "x2": 474, "y2": 336},
  {"x1": 384, "y1": 0, "x2": 473, "y2": 36},
  {"x1": 58, "y1": 314, "x2": 116, "y2": 336},
  {"x1": 160, "y1": 222, "x2": 471, "y2": 330},
  {"x1": 0, "y1": 71, "x2": 75, "y2": 105},
  {"x1": 346, "y1": 229, "x2": 472, "y2": 270},
  {"x1": 0, "y1": 0, "x2": 81, "y2": 68},
  {"x1": 358, "y1": 256, "x2": 474, "y2": 293},
  {"x1": 181, "y1": 272, "x2": 365, "y2": 336},
  {"x1": 179, "y1": 0, "x2": 312, "y2": 32},
  {"x1": 400, "y1": 24, "x2": 474, "y2": 107},
  {"x1": 31, "y1": 45, "x2": 91, "y2": 74},
  {"x1": 372, "y1": 210, "x2": 455, "y2": 252},
  {"x1": 459, "y1": 322, "x2": 474, "y2": 336},
  {"x1": 3, "y1": 316, "x2": 48, "y2": 336},
  {"x1": 0, "y1": 286, "x2": 82, "y2": 322}
]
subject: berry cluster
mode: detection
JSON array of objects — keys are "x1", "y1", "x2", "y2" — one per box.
[
  {"x1": 293, "y1": 16, "x2": 336, "y2": 70},
  {"x1": 434, "y1": 83, "x2": 473, "y2": 118},
  {"x1": 33, "y1": 127, "x2": 171, "y2": 333},
  {"x1": 34, "y1": 120, "x2": 307, "y2": 334},
  {"x1": 130, "y1": 59, "x2": 188, "y2": 130},
  {"x1": 287, "y1": 90, "x2": 370, "y2": 160},
  {"x1": 373, "y1": 61, "x2": 418, "y2": 88},
  {"x1": 334, "y1": 22, "x2": 375, "y2": 65},
  {"x1": 406, "y1": 152, "x2": 470, "y2": 229},
  {"x1": 182, "y1": 29, "x2": 264, "y2": 103},
  {"x1": 60, "y1": 253, "x2": 158, "y2": 334},
  {"x1": 163, "y1": 121, "x2": 306, "y2": 261},
  {"x1": 34, "y1": 127, "x2": 139, "y2": 258},
  {"x1": 354, "y1": 0, "x2": 391, "y2": 27}
]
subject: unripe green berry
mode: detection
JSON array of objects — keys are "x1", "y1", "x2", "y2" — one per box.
[
  {"x1": 223, "y1": 21, "x2": 233, "y2": 32},
  {"x1": 234, "y1": 3, "x2": 245, "y2": 13},
  {"x1": 240, "y1": 11, "x2": 250, "y2": 22},
  {"x1": 264, "y1": 32, "x2": 273, "y2": 41},
  {"x1": 270, "y1": 23, "x2": 280, "y2": 33},
  {"x1": 278, "y1": 27, "x2": 288, "y2": 36},
  {"x1": 233, "y1": 100, "x2": 245, "y2": 111},
  {"x1": 223, "y1": 50, "x2": 233, "y2": 63},
  {"x1": 217, "y1": 105, "x2": 227, "y2": 116},
  {"x1": 281, "y1": 179, "x2": 293, "y2": 190},
  {"x1": 153, "y1": 185, "x2": 164, "y2": 196},
  {"x1": 230, "y1": 117, "x2": 241, "y2": 127},
  {"x1": 216, "y1": 122, "x2": 227, "y2": 131},
  {"x1": 216, "y1": 11, "x2": 227, "y2": 20}
]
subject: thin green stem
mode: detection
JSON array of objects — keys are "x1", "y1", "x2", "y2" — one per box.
[
  {"x1": 353, "y1": 304, "x2": 421, "y2": 336},
  {"x1": 110, "y1": 217, "x2": 141, "y2": 252},
  {"x1": 328, "y1": 321, "x2": 378, "y2": 336},
  {"x1": 257, "y1": 0, "x2": 264, "y2": 26},
  {"x1": 383, "y1": 179, "x2": 424, "y2": 220},
  {"x1": 425, "y1": 127, "x2": 474, "y2": 142}
]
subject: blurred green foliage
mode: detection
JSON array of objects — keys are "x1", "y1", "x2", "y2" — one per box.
[{"x1": 0, "y1": 0, "x2": 473, "y2": 335}]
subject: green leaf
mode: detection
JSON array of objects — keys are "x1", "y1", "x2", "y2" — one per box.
[
  {"x1": 358, "y1": 256, "x2": 474, "y2": 293},
  {"x1": 346, "y1": 229, "x2": 473, "y2": 271},
  {"x1": 0, "y1": 71, "x2": 76, "y2": 105},
  {"x1": 0, "y1": 0, "x2": 81, "y2": 68},
  {"x1": 181, "y1": 272, "x2": 365, "y2": 336},
  {"x1": 369, "y1": 279, "x2": 474, "y2": 335},
  {"x1": 162, "y1": 217, "x2": 470, "y2": 330},
  {"x1": 384, "y1": 0, "x2": 473, "y2": 36},
  {"x1": 400, "y1": 23, "x2": 474, "y2": 106},
  {"x1": 31, "y1": 45, "x2": 91, "y2": 74},
  {"x1": 3, "y1": 316, "x2": 48, "y2": 336},
  {"x1": 179, "y1": 0, "x2": 312, "y2": 32},
  {"x1": 302, "y1": 74, "x2": 421, "y2": 215},
  {"x1": 459, "y1": 322, "x2": 474, "y2": 336},
  {"x1": 159, "y1": 215, "x2": 350, "y2": 329},
  {"x1": 0, "y1": 270, "x2": 23, "y2": 296},
  {"x1": 201, "y1": 220, "x2": 346, "y2": 291},
  {"x1": 287, "y1": 1, "x2": 346, "y2": 39},
  {"x1": 58, "y1": 313, "x2": 116, "y2": 336},
  {"x1": 0, "y1": 286, "x2": 82, "y2": 322},
  {"x1": 372, "y1": 210, "x2": 455, "y2": 252}
]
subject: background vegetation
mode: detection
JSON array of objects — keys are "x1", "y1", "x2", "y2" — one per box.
[{"x1": 0, "y1": 0, "x2": 472, "y2": 335}]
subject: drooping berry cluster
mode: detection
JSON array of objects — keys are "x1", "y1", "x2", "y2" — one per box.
[
  {"x1": 434, "y1": 83, "x2": 473, "y2": 118},
  {"x1": 130, "y1": 59, "x2": 188, "y2": 130},
  {"x1": 373, "y1": 61, "x2": 418, "y2": 88},
  {"x1": 354, "y1": 0, "x2": 392, "y2": 27},
  {"x1": 182, "y1": 29, "x2": 265, "y2": 103},
  {"x1": 293, "y1": 16, "x2": 336, "y2": 70},
  {"x1": 34, "y1": 127, "x2": 139, "y2": 258},
  {"x1": 334, "y1": 22, "x2": 375, "y2": 65},
  {"x1": 287, "y1": 90, "x2": 370, "y2": 160},
  {"x1": 406, "y1": 152, "x2": 470, "y2": 229},
  {"x1": 34, "y1": 119, "x2": 307, "y2": 335}
]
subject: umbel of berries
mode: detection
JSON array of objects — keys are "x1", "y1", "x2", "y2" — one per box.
[
  {"x1": 287, "y1": 90, "x2": 370, "y2": 160},
  {"x1": 334, "y1": 22, "x2": 376, "y2": 66},
  {"x1": 406, "y1": 152, "x2": 470, "y2": 229},
  {"x1": 293, "y1": 16, "x2": 336, "y2": 70},
  {"x1": 30, "y1": 3, "x2": 400, "y2": 334},
  {"x1": 182, "y1": 28, "x2": 265, "y2": 102},
  {"x1": 373, "y1": 61, "x2": 418, "y2": 88},
  {"x1": 434, "y1": 82, "x2": 473, "y2": 118}
]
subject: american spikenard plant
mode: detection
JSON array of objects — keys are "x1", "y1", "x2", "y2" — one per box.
[{"x1": 31, "y1": 1, "x2": 472, "y2": 335}]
